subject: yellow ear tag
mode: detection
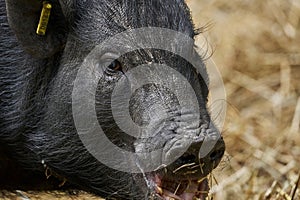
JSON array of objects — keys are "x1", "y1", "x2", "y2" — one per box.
[{"x1": 36, "y1": 2, "x2": 52, "y2": 36}]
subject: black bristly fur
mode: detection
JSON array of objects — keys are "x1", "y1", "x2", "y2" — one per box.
[{"x1": 0, "y1": 0, "x2": 221, "y2": 199}]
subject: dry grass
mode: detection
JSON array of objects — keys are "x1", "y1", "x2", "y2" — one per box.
[{"x1": 187, "y1": 0, "x2": 300, "y2": 199}]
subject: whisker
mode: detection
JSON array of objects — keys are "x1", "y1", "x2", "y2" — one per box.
[
  {"x1": 190, "y1": 164, "x2": 201, "y2": 170},
  {"x1": 199, "y1": 162, "x2": 205, "y2": 174},
  {"x1": 173, "y1": 162, "x2": 196, "y2": 173},
  {"x1": 183, "y1": 170, "x2": 199, "y2": 175},
  {"x1": 197, "y1": 176, "x2": 208, "y2": 184},
  {"x1": 174, "y1": 182, "x2": 181, "y2": 195}
]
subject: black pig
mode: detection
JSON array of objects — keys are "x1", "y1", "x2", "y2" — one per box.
[{"x1": 0, "y1": 0, "x2": 225, "y2": 199}]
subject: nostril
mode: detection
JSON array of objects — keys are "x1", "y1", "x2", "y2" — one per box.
[{"x1": 209, "y1": 149, "x2": 224, "y2": 162}]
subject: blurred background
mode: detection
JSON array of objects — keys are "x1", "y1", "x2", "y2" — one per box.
[{"x1": 187, "y1": 0, "x2": 300, "y2": 199}]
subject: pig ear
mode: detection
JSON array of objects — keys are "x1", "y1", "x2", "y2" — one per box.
[{"x1": 6, "y1": 0, "x2": 68, "y2": 58}]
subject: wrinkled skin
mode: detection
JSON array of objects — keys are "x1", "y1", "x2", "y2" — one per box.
[{"x1": 0, "y1": 0, "x2": 225, "y2": 199}]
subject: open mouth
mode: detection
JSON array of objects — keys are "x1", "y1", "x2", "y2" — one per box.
[{"x1": 151, "y1": 173, "x2": 210, "y2": 200}]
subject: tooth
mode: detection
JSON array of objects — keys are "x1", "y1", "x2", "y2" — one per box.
[{"x1": 156, "y1": 186, "x2": 163, "y2": 195}]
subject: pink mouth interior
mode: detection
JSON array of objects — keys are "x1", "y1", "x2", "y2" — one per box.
[{"x1": 153, "y1": 174, "x2": 209, "y2": 200}]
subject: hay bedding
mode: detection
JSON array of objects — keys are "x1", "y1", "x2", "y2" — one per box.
[
  {"x1": 188, "y1": 0, "x2": 300, "y2": 199},
  {"x1": 1, "y1": 0, "x2": 300, "y2": 199}
]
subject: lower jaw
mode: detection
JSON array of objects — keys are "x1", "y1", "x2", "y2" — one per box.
[{"x1": 154, "y1": 177, "x2": 209, "y2": 200}]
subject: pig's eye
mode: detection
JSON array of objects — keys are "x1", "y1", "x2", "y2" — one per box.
[{"x1": 107, "y1": 60, "x2": 123, "y2": 73}]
